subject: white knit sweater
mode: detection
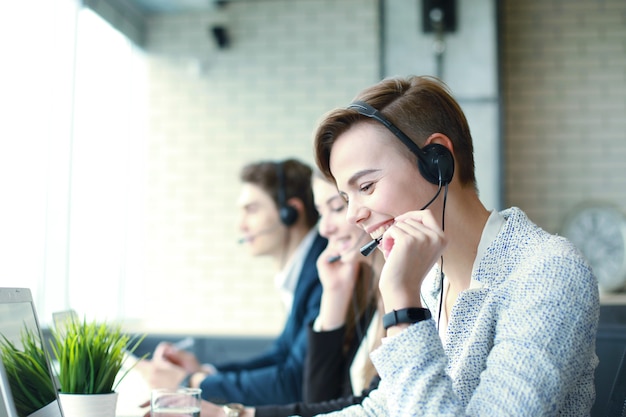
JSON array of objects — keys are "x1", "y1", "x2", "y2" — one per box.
[{"x1": 309, "y1": 207, "x2": 599, "y2": 417}]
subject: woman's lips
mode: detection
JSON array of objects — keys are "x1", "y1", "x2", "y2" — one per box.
[
  {"x1": 329, "y1": 236, "x2": 353, "y2": 252},
  {"x1": 367, "y1": 221, "x2": 394, "y2": 240}
]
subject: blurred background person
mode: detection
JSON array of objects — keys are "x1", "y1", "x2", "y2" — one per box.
[
  {"x1": 192, "y1": 171, "x2": 385, "y2": 417},
  {"x1": 137, "y1": 158, "x2": 327, "y2": 406}
]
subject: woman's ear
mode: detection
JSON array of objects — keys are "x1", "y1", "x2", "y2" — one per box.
[
  {"x1": 422, "y1": 133, "x2": 455, "y2": 185},
  {"x1": 425, "y1": 132, "x2": 454, "y2": 155}
]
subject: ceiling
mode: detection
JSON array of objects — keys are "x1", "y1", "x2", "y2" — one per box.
[
  {"x1": 84, "y1": 0, "x2": 232, "y2": 45},
  {"x1": 119, "y1": 0, "x2": 227, "y2": 15}
]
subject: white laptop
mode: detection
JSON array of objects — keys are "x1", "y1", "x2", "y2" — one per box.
[{"x1": 0, "y1": 287, "x2": 63, "y2": 417}]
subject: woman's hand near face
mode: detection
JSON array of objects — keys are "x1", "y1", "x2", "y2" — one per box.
[
  {"x1": 316, "y1": 243, "x2": 362, "y2": 293},
  {"x1": 314, "y1": 244, "x2": 361, "y2": 331},
  {"x1": 378, "y1": 209, "x2": 447, "y2": 312}
]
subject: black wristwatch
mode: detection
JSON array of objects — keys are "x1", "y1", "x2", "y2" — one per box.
[
  {"x1": 223, "y1": 403, "x2": 245, "y2": 417},
  {"x1": 382, "y1": 308, "x2": 431, "y2": 329}
]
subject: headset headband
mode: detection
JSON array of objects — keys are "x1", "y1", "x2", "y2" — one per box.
[{"x1": 348, "y1": 101, "x2": 428, "y2": 165}]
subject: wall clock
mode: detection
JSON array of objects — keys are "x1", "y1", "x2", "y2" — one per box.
[{"x1": 561, "y1": 203, "x2": 626, "y2": 293}]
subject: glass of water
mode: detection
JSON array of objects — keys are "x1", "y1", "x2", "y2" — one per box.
[{"x1": 151, "y1": 387, "x2": 202, "y2": 417}]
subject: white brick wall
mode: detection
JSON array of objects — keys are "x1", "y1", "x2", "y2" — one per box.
[
  {"x1": 503, "y1": 0, "x2": 626, "y2": 233},
  {"x1": 132, "y1": 0, "x2": 626, "y2": 335},
  {"x1": 139, "y1": 0, "x2": 379, "y2": 335}
]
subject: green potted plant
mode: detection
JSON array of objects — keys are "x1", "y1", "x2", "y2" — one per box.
[
  {"x1": 0, "y1": 325, "x2": 59, "y2": 417},
  {"x1": 49, "y1": 318, "x2": 145, "y2": 417}
]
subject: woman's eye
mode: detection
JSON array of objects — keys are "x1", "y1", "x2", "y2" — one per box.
[
  {"x1": 331, "y1": 205, "x2": 345, "y2": 213},
  {"x1": 360, "y1": 183, "x2": 373, "y2": 193}
]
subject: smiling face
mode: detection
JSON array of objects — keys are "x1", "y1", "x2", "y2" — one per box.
[
  {"x1": 313, "y1": 176, "x2": 366, "y2": 254},
  {"x1": 329, "y1": 122, "x2": 438, "y2": 241}
]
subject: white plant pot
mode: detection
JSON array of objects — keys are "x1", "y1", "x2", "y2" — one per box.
[{"x1": 58, "y1": 392, "x2": 118, "y2": 417}]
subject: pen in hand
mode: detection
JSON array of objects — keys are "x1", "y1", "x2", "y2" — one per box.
[{"x1": 172, "y1": 337, "x2": 194, "y2": 351}]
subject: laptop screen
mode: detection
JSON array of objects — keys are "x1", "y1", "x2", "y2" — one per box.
[{"x1": 0, "y1": 288, "x2": 63, "y2": 417}]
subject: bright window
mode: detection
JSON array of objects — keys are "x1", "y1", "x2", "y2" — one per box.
[{"x1": 0, "y1": 1, "x2": 147, "y2": 326}]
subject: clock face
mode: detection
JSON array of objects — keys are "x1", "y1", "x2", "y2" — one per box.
[{"x1": 561, "y1": 205, "x2": 626, "y2": 293}]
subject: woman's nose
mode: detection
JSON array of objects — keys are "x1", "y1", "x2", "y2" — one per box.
[
  {"x1": 346, "y1": 200, "x2": 367, "y2": 226},
  {"x1": 318, "y1": 215, "x2": 337, "y2": 238}
]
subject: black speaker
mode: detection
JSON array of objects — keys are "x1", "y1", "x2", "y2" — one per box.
[
  {"x1": 347, "y1": 101, "x2": 454, "y2": 186},
  {"x1": 422, "y1": 0, "x2": 457, "y2": 33},
  {"x1": 210, "y1": 25, "x2": 229, "y2": 49},
  {"x1": 276, "y1": 162, "x2": 298, "y2": 226}
]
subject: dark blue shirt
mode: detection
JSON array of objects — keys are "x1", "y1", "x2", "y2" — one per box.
[{"x1": 199, "y1": 232, "x2": 327, "y2": 406}]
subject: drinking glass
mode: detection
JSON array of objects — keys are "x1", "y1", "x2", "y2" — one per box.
[{"x1": 150, "y1": 387, "x2": 201, "y2": 417}]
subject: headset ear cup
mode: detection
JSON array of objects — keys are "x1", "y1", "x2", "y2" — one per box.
[
  {"x1": 279, "y1": 205, "x2": 298, "y2": 226},
  {"x1": 419, "y1": 144, "x2": 455, "y2": 185},
  {"x1": 275, "y1": 161, "x2": 299, "y2": 227}
]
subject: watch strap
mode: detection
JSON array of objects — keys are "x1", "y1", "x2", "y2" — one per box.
[{"x1": 383, "y1": 308, "x2": 431, "y2": 329}]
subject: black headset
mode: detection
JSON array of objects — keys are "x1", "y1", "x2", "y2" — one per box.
[
  {"x1": 347, "y1": 101, "x2": 454, "y2": 185},
  {"x1": 275, "y1": 161, "x2": 299, "y2": 226}
]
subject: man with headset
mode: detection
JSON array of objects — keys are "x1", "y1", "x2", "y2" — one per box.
[{"x1": 139, "y1": 158, "x2": 327, "y2": 408}]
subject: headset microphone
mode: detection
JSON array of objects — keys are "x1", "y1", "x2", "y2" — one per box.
[
  {"x1": 327, "y1": 254, "x2": 341, "y2": 263},
  {"x1": 237, "y1": 223, "x2": 281, "y2": 244},
  {"x1": 327, "y1": 232, "x2": 371, "y2": 263},
  {"x1": 360, "y1": 237, "x2": 382, "y2": 257},
  {"x1": 358, "y1": 184, "x2": 444, "y2": 256}
]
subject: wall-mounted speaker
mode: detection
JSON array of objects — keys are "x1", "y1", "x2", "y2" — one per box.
[
  {"x1": 211, "y1": 25, "x2": 230, "y2": 49},
  {"x1": 422, "y1": 0, "x2": 457, "y2": 33}
]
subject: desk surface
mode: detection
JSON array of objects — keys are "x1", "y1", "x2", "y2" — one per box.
[{"x1": 115, "y1": 365, "x2": 151, "y2": 417}]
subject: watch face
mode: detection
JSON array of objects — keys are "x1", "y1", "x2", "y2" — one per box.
[{"x1": 562, "y1": 204, "x2": 626, "y2": 292}]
